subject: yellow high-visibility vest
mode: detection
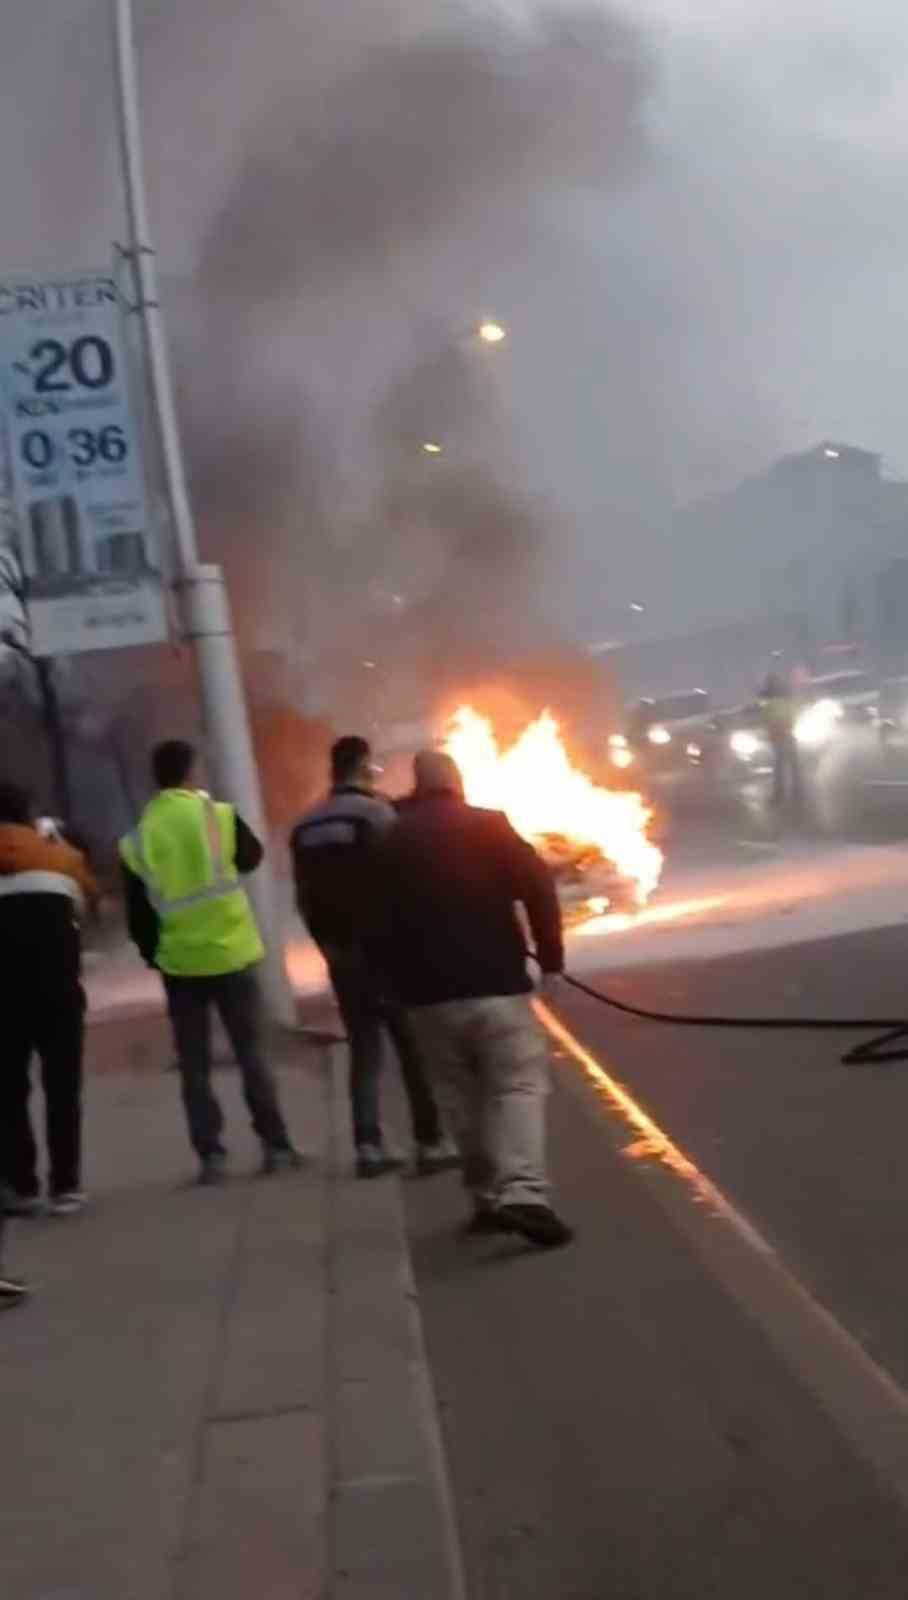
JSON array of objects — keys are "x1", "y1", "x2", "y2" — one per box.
[{"x1": 120, "y1": 789, "x2": 264, "y2": 977}]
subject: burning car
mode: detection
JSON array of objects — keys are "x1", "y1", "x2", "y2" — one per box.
[{"x1": 443, "y1": 706, "x2": 663, "y2": 924}]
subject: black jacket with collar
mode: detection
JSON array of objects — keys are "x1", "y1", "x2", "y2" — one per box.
[
  {"x1": 290, "y1": 785, "x2": 397, "y2": 953},
  {"x1": 373, "y1": 791, "x2": 563, "y2": 1007}
]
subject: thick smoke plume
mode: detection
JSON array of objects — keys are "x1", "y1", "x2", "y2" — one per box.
[
  {"x1": 201, "y1": 10, "x2": 647, "y2": 298},
  {"x1": 175, "y1": 3, "x2": 652, "y2": 760}
]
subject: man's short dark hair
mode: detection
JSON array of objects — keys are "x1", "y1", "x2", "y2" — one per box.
[
  {"x1": 152, "y1": 740, "x2": 196, "y2": 790},
  {"x1": 331, "y1": 735, "x2": 371, "y2": 786},
  {"x1": 0, "y1": 781, "x2": 32, "y2": 824}
]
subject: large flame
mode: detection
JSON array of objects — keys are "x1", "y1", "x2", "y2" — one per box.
[{"x1": 443, "y1": 706, "x2": 663, "y2": 906}]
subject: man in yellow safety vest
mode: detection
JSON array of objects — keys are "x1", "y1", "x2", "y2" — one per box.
[{"x1": 120, "y1": 740, "x2": 299, "y2": 1184}]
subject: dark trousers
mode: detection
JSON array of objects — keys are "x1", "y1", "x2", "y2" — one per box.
[
  {"x1": 0, "y1": 987, "x2": 85, "y2": 1199},
  {"x1": 327, "y1": 949, "x2": 441, "y2": 1150},
  {"x1": 770, "y1": 732, "x2": 804, "y2": 812},
  {"x1": 163, "y1": 967, "x2": 291, "y2": 1159}
]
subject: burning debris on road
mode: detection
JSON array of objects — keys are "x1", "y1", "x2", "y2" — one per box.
[{"x1": 443, "y1": 706, "x2": 663, "y2": 922}]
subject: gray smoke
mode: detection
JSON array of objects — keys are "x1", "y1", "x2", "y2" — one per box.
[
  {"x1": 169, "y1": 2, "x2": 653, "y2": 720},
  {"x1": 200, "y1": 9, "x2": 647, "y2": 298},
  {"x1": 5, "y1": 0, "x2": 908, "y2": 729}
]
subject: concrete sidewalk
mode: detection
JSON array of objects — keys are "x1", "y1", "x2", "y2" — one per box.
[{"x1": 0, "y1": 1023, "x2": 463, "y2": 1600}]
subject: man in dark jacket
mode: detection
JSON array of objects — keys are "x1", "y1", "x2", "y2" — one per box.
[
  {"x1": 0, "y1": 781, "x2": 96, "y2": 1220},
  {"x1": 376, "y1": 749, "x2": 573, "y2": 1249},
  {"x1": 291, "y1": 735, "x2": 455, "y2": 1179}
]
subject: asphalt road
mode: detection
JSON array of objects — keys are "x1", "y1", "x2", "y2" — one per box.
[
  {"x1": 404, "y1": 911, "x2": 908, "y2": 1598},
  {"x1": 554, "y1": 919, "x2": 908, "y2": 1389}
]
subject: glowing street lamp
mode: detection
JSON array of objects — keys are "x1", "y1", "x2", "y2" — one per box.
[
  {"x1": 422, "y1": 440, "x2": 443, "y2": 455},
  {"x1": 478, "y1": 321, "x2": 507, "y2": 345}
]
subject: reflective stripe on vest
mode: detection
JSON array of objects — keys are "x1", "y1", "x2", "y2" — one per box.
[
  {"x1": 0, "y1": 870, "x2": 84, "y2": 912},
  {"x1": 129, "y1": 795, "x2": 237, "y2": 916}
]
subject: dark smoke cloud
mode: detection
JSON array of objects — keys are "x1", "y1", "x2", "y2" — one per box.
[
  {"x1": 9, "y1": 0, "x2": 908, "y2": 734},
  {"x1": 200, "y1": 10, "x2": 648, "y2": 300},
  {"x1": 178, "y1": 2, "x2": 653, "y2": 721}
]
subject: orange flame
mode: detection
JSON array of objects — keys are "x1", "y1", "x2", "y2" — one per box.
[{"x1": 443, "y1": 706, "x2": 663, "y2": 905}]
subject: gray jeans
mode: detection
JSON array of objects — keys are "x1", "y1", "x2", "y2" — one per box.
[{"x1": 407, "y1": 995, "x2": 550, "y2": 1208}]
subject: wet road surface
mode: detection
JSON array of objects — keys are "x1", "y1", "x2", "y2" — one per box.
[{"x1": 404, "y1": 915, "x2": 908, "y2": 1598}]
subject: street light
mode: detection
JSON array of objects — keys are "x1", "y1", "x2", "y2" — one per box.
[
  {"x1": 478, "y1": 321, "x2": 507, "y2": 345},
  {"x1": 422, "y1": 441, "x2": 443, "y2": 455}
]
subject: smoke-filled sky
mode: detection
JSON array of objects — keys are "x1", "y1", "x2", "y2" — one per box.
[{"x1": 3, "y1": 0, "x2": 908, "y2": 673}]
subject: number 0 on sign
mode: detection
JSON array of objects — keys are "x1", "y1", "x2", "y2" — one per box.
[{"x1": 0, "y1": 268, "x2": 167, "y2": 656}]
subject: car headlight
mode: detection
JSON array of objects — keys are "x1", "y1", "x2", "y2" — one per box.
[
  {"x1": 648, "y1": 724, "x2": 671, "y2": 746},
  {"x1": 794, "y1": 698, "x2": 842, "y2": 748},
  {"x1": 729, "y1": 729, "x2": 760, "y2": 761},
  {"x1": 610, "y1": 747, "x2": 634, "y2": 769},
  {"x1": 686, "y1": 742, "x2": 702, "y2": 759}
]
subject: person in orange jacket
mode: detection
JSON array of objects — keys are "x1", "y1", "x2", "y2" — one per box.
[{"x1": 0, "y1": 782, "x2": 98, "y2": 1219}]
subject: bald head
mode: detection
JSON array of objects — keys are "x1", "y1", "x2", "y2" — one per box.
[{"x1": 412, "y1": 749, "x2": 464, "y2": 797}]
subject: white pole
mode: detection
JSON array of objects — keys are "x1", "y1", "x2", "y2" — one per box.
[{"x1": 111, "y1": 0, "x2": 294, "y2": 1025}]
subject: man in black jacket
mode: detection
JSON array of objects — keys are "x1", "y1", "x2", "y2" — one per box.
[
  {"x1": 291, "y1": 736, "x2": 455, "y2": 1179},
  {"x1": 0, "y1": 781, "x2": 95, "y2": 1221},
  {"x1": 376, "y1": 750, "x2": 573, "y2": 1248}
]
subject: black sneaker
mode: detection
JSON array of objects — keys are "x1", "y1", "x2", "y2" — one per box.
[
  {"x1": 197, "y1": 1153, "x2": 228, "y2": 1186},
  {"x1": 48, "y1": 1191, "x2": 88, "y2": 1218},
  {"x1": 0, "y1": 1273, "x2": 29, "y2": 1308},
  {"x1": 462, "y1": 1205, "x2": 507, "y2": 1237},
  {"x1": 261, "y1": 1145, "x2": 304, "y2": 1175},
  {"x1": 355, "y1": 1144, "x2": 406, "y2": 1180},
  {"x1": 495, "y1": 1203, "x2": 575, "y2": 1249},
  {"x1": 1, "y1": 1190, "x2": 43, "y2": 1218}
]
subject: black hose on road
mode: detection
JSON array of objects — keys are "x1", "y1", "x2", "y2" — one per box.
[{"x1": 549, "y1": 969, "x2": 908, "y2": 1067}]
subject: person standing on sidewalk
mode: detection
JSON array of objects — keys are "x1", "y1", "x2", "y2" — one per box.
[
  {"x1": 0, "y1": 781, "x2": 96, "y2": 1220},
  {"x1": 291, "y1": 736, "x2": 457, "y2": 1179},
  {"x1": 120, "y1": 741, "x2": 300, "y2": 1184},
  {"x1": 374, "y1": 750, "x2": 573, "y2": 1249}
]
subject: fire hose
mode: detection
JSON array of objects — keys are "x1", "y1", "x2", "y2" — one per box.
[{"x1": 542, "y1": 967, "x2": 908, "y2": 1067}]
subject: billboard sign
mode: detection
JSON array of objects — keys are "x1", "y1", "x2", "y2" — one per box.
[{"x1": 0, "y1": 269, "x2": 167, "y2": 655}]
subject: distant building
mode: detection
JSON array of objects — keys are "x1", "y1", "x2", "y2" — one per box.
[{"x1": 660, "y1": 441, "x2": 908, "y2": 652}]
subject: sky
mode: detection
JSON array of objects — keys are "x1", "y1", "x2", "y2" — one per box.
[{"x1": 2, "y1": 0, "x2": 908, "y2": 668}]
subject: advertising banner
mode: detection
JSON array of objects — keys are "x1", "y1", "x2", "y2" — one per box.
[{"x1": 0, "y1": 268, "x2": 166, "y2": 655}]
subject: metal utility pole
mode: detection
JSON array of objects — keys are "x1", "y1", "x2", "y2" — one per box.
[
  {"x1": 34, "y1": 656, "x2": 72, "y2": 822},
  {"x1": 111, "y1": 0, "x2": 294, "y2": 1025}
]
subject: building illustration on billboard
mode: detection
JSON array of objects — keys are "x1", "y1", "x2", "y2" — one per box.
[{"x1": 25, "y1": 494, "x2": 157, "y2": 590}]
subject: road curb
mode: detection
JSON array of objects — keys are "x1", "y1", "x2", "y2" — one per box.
[{"x1": 327, "y1": 1045, "x2": 466, "y2": 1600}]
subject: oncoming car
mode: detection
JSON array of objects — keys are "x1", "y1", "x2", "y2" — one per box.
[
  {"x1": 790, "y1": 671, "x2": 878, "y2": 752},
  {"x1": 609, "y1": 690, "x2": 712, "y2": 782},
  {"x1": 686, "y1": 702, "x2": 773, "y2": 788}
]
